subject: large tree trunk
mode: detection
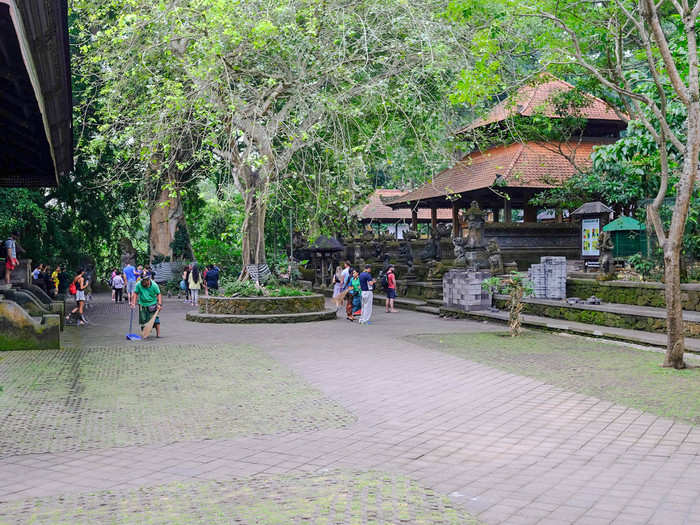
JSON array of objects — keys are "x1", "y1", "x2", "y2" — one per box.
[
  {"x1": 238, "y1": 167, "x2": 269, "y2": 283},
  {"x1": 663, "y1": 105, "x2": 700, "y2": 369},
  {"x1": 149, "y1": 186, "x2": 191, "y2": 261}
]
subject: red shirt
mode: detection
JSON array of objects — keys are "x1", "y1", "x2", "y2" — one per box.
[{"x1": 387, "y1": 272, "x2": 396, "y2": 289}]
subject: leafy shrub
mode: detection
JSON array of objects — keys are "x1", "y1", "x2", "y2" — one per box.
[
  {"x1": 628, "y1": 253, "x2": 657, "y2": 280},
  {"x1": 218, "y1": 276, "x2": 311, "y2": 297}
]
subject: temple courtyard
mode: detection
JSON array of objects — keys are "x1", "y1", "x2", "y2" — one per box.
[{"x1": 2, "y1": 296, "x2": 700, "y2": 524}]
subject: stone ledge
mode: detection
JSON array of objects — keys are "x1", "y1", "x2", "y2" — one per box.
[{"x1": 186, "y1": 308, "x2": 337, "y2": 324}]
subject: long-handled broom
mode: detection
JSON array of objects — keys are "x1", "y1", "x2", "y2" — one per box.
[{"x1": 126, "y1": 307, "x2": 142, "y2": 341}]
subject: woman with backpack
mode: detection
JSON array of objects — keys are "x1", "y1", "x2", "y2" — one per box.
[
  {"x1": 188, "y1": 262, "x2": 202, "y2": 307},
  {"x1": 66, "y1": 269, "x2": 89, "y2": 325}
]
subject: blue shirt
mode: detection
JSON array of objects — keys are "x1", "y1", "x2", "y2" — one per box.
[
  {"x1": 359, "y1": 271, "x2": 373, "y2": 292},
  {"x1": 123, "y1": 265, "x2": 136, "y2": 282}
]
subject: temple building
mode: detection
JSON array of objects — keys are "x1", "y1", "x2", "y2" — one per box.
[
  {"x1": 383, "y1": 76, "x2": 627, "y2": 233},
  {"x1": 0, "y1": 0, "x2": 72, "y2": 187},
  {"x1": 354, "y1": 189, "x2": 452, "y2": 239}
]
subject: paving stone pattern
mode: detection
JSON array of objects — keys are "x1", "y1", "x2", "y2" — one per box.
[
  {"x1": 0, "y1": 470, "x2": 478, "y2": 525},
  {"x1": 3, "y1": 296, "x2": 700, "y2": 524},
  {"x1": 0, "y1": 344, "x2": 354, "y2": 457}
]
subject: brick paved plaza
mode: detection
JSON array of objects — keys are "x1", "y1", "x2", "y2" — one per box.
[{"x1": 2, "y1": 295, "x2": 700, "y2": 524}]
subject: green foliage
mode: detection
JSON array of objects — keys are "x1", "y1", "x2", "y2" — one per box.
[
  {"x1": 628, "y1": 253, "x2": 658, "y2": 281},
  {"x1": 219, "y1": 276, "x2": 311, "y2": 298}
]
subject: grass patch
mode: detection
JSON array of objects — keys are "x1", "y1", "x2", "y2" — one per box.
[
  {"x1": 413, "y1": 330, "x2": 700, "y2": 425},
  {"x1": 0, "y1": 471, "x2": 482, "y2": 524}
]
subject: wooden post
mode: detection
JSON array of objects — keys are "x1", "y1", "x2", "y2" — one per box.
[
  {"x1": 431, "y1": 206, "x2": 437, "y2": 232},
  {"x1": 452, "y1": 202, "x2": 460, "y2": 237},
  {"x1": 492, "y1": 206, "x2": 501, "y2": 223},
  {"x1": 524, "y1": 204, "x2": 538, "y2": 223},
  {"x1": 411, "y1": 208, "x2": 418, "y2": 230},
  {"x1": 503, "y1": 196, "x2": 512, "y2": 224},
  {"x1": 555, "y1": 208, "x2": 563, "y2": 223}
]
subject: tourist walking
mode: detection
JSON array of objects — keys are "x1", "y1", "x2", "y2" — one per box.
[
  {"x1": 67, "y1": 268, "x2": 89, "y2": 325},
  {"x1": 385, "y1": 265, "x2": 397, "y2": 313},
  {"x1": 332, "y1": 265, "x2": 343, "y2": 310},
  {"x1": 131, "y1": 272, "x2": 162, "y2": 338},
  {"x1": 112, "y1": 271, "x2": 125, "y2": 302},
  {"x1": 350, "y1": 269, "x2": 362, "y2": 321},
  {"x1": 123, "y1": 262, "x2": 137, "y2": 303},
  {"x1": 358, "y1": 264, "x2": 375, "y2": 324},
  {"x1": 182, "y1": 264, "x2": 191, "y2": 302},
  {"x1": 204, "y1": 264, "x2": 219, "y2": 296},
  {"x1": 51, "y1": 265, "x2": 60, "y2": 297},
  {"x1": 110, "y1": 268, "x2": 117, "y2": 301},
  {"x1": 188, "y1": 262, "x2": 202, "y2": 306},
  {"x1": 4, "y1": 231, "x2": 24, "y2": 285}
]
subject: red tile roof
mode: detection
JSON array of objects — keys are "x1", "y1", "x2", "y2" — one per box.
[
  {"x1": 386, "y1": 140, "x2": 608, "y2": 206},
  {"x1": 356, "y1": 189, "x2": 453, "y2": 220},
  {"x1": 459, "y1": 75, "x2": 626, "y2": 133}
]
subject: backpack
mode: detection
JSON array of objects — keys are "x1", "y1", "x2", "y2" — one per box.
[
  {"x1": 69, "y1": 282, "x2": 77, "y2": 295},
  {"x1": 380, "y1": 272, "x2": 388, "y2": 289}
]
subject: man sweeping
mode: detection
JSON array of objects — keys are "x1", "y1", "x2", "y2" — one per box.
[{"x1": 130, "y1": 272, "x2": 162, "y2": 338}]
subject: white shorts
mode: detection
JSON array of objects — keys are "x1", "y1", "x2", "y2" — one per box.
[
  {"x1": 127, "y1": 281, "x2": 137, "y2": 294},
  {"x1": 76, "y1": 290, "x2": 86, "y2": 302}
]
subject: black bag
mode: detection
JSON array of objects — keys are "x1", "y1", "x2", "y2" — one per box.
[
  {"x1": 147, "y1": 304, "x2": 158, "y2": 313},
  {"x1": 380, "y1": 272, "x2": 388, "y2": 289}
]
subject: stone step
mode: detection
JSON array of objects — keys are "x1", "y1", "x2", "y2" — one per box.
[
  {"x1": 493, "y1": 294, "x2": 700, "y2": 338},
  {"x1": 415, "y1": 305, "x2": 441, "y2": 316},
  {"x1": 427, "y1": 299, "x2": 443, "y2": 307},
  {"x1": 440, "y1": 306, "x2": 700, "y2": 354}
]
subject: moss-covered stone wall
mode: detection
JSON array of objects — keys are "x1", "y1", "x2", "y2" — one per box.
[
  {"x1": 0, "y1": 301, "x2": 60, "y2": 350},
  {"x1": 200, "y1": 294, "x2": 325, "y2": 315},
  {"x1": 493, "y1": 297, "x2": 700, "y2": 337},
  {"x1": 567, "y1": 279, "x2": 700, "y2": 311}
]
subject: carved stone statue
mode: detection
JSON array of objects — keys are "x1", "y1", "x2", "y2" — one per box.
[
  {"x1": 598, "y1": 230, "x2": 615, "y2": 277},
  {"x1": 486, "y1": 240, "x2": 504, "y2": 275},
  {"x1": 421, "y1": 225, "x2": 449, "y2": 262},
  {"x1": 119, "y1": 238, "x2": 136, "y2": 267},
  {"x1": 399, "y1": 240, "x2": 414, "y2": 275},
  {"x1": 382, "y1": 254, "x2": 391, "y2": 273},
  {"x1": 464, "y1": 201, "x2": 486, "y2": 249},
  {"x1": 403, "y1": 228, "x2": 419, "y2": 241}
]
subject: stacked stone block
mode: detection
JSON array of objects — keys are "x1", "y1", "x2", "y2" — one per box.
[
  {"x1": 529, "y1": 256, "x2": 567, "y2": 299},
  {"x1": 443, "y1": 270, "x2": 491, "y2": 311}
]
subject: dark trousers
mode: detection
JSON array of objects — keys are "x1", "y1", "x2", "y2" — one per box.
[{"x1": 114, "y1": 288, "x2": 123, "y2": 302}]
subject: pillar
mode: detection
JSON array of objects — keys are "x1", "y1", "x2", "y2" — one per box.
[
  {"x1": 503, "y1": 197, "x2": 512, "y2": 224},
  {"x1": 492, "y1": 207, "x2": 501, "y2": 223},
  {"x1": 524, "y1": 204, "x2": 538, "y2": 223},
  {"x1": 431, "y1": 206, "x2": 437, "y2": 232},
  {"x1": 452, "y1": 202, "x2": 460, "y2": 237},
  {"x1": 411, "y1": 208, "x2": 418, "y2": 230},
  {"x1": 555, "y1": 208, "x2": 563, "y2": 223}
]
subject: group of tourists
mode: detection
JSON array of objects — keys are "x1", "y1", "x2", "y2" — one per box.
[
  {"x1": 31, "y1": 263, "x2": 71, "y2": 298},
  {"x1": 181, "y1": 263, "x2": 219, "y2": 307},
  {"x1": 109, "y1": 263, "x2": 157, "y2": 303},
  {"x1": 332, "y1": 261, "x2": 397, "y2": 324}
]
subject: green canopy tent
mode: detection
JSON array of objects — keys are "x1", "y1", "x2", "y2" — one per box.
[{"x1": 602, "y1": 216, "x2": 648, "y2": 257}]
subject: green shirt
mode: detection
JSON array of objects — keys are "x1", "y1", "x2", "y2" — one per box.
[
  {"x1": 350, "y1": 277, "x2": 361, "y2": 294},
  {"x1": 134, "y1": 281, "x2": 161, "y2": 306}
]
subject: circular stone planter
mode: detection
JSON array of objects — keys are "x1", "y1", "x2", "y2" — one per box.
[{"x1": 186, "y1": 294, "x2": 336, "y2": 323}]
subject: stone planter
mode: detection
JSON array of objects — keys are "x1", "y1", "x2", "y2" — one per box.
[{"x1": 188, "y1": 294, "x2": 335, "y2": 324}]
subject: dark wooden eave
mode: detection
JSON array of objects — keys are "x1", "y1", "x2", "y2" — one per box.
[{"x1": 0, "y1": 0, "x2": 72, "y2": 187}]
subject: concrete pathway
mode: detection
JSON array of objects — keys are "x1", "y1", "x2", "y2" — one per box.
[{"x1": 2, "y1": 294, "x2": 700, "y2": 524}]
